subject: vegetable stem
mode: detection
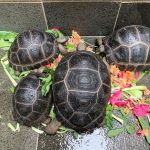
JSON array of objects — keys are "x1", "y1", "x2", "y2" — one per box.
[{"x1": 112, "y1": 114, "x2": 124, "y2": 124}]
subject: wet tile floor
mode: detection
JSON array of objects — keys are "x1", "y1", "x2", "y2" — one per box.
[{"x1": 0, "y1": 37, "x2": 150, "y2": 150}]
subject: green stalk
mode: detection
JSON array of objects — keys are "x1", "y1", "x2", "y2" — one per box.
[
  {"x1": 122, "y1": 86, "x2": 147, "y2": 92},
  {"x1": 0, "y1": 58, "x2": 17, "y2": 86}
]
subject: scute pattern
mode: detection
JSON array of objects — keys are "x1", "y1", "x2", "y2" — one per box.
[
  {"x1": 13, "y1": 73, "x2": 52, "y2": 126},
  {"x1": 130, "y1": 44, "x2": 147, "y2": 63},
  {"x1": 53, "y1": 51, "x2": 111, "y2": 132},
  {"x1": 67, "y1": 69, "x2": 101, "y2": 92},
  {"x1": 8, "y1": 30, "x2": 58, "y2": 71},
  {"x1": 104, "y1": 25, "x2": 150, "y2": 71}
]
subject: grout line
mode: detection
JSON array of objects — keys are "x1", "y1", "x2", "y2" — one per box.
[
  {"x1": 41, "y1": 1, "x2": 48, "y2": 30},
  {"x1": 0, "y1": 2, "x2": 41, "y2": 3},
  {"x1": 122, "y1": 1, "x2": 150, "y2": 3},
  {"x1": 35, "y1": 133, "x2": 40, "y2": 150},
  {"x1": 112, "y1": 2, "x2": 122, "y2": 33},
  {"x1": 43, "y1": 1, "x2": 122, "y2": 3}
]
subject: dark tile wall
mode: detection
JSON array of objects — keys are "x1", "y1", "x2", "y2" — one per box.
[
  {"x1": 0, "y1": 3, "x2": 47, "y2": 32},
  {"x1": 43, "y1": 2, "x2": 120, "y2": 35},
  {"x1": 0, "y1": 1, "x2": 149, "y2": 35},
  {"x1": 115, "y1": 3, "x2": 150, "y2": 30}
]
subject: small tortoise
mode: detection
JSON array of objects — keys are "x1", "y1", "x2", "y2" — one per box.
[
  {"x1": 13, "y1": 72, "x2": 52, "y2": 126},
  {"x1": 97, "y1": 25, "x2": 150, "y2": 71},
  {"x1": 8, "y1": 30, "x2": 67, "y2": 72},
  {"x1": 45, "y1": 50, "x2": 111, "y2": 133}
]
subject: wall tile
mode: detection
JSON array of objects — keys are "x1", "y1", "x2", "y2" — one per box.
[
  {"x1": 42, "y1": 0, "x2": 121, "y2": 2},
  {"x1": 115, "y1": 3, "x2": 142, "y2": 30},
  {"x1": 138, "y1": 3, "x2": 150, "y2": 27},
  {"x1": 43, "y1": 2, "x2": 120, "y2": 36},
  {"x1": 0, "y1": 0, "x2": 41, "y2": 2},
  {"x1": 0, "y1": 3, "x2": 47, "y2": 33},
  {"x1": 115, "y1": 3, "x2": 150, "y2": 31}
]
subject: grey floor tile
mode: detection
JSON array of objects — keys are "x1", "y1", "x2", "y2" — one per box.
[{"x1": 0, "y1": 50, "x2": 38, "y2": 150}]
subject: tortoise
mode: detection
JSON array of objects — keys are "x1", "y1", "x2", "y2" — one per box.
[
  {"x1": 97, "y1": 25, "x2": 150, "y2": 71},
  {"x1": 8, "y1": 30, "x2": 68, "y2": 72},
  {"x1": 12, "y1": 72, "x2": 52, "y2": 126},
  {"x1": 45, "y1": 50, "x2": 111, "y2": 133}
]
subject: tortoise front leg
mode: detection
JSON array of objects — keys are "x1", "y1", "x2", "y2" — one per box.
[{"x1": 44, "y1": 119, "x2": 61, "y2": 135}]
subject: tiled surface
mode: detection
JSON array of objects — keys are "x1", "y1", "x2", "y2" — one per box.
[
  {"x1": 138, "y1": 3, "x2": 150, "y2": 27},
  {"x1": 0, "y1": 50, "x2": 38, "y2": 150},
  {"x1": 115, "y1": 3, "x2": 150, "y2": 31},
  {"x1": 0, "y1": 3, "x2": 47, "y2": 33},
  {"x1": 43, "y1": 2, "x2": 120, "y2": 36},
  {"x1": 42, "y1": 0, "x2": 122, "y2": 2},
  {"x1": 0, "y1": 0, "x2": 41, "y2": 2},
  {"x1": 115, "y1": 3, "x2": 142, "y2": 30}
]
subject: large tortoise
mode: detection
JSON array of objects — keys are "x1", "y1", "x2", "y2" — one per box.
[
  {"x1": 97, "y1": 25, "x2": 150, "y2": 71},
  {"x1": 13, "y1": 72, "x2": 52, "y2": 126},
  {"x1": 8, "y1": 30, "x2": 67, "y2": 72},
  {"x1": 45, "y1": 51, "x2": 111, "y2": 133}
]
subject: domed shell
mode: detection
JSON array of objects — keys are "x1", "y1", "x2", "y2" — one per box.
[
  {"x1": 104, "y1": 25, "x2": 150, "y2": 71},
  {"x1": 13, "y1": 72, "x2": 52, "y2": 126},
  {"x1": 8, "y1": 30, "x2": 59, "y2": 72},
  {"x1": 53, "y1": 51, "x2": 111, "y2": 132}
]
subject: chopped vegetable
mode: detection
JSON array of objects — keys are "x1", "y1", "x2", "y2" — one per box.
[
  {"x1": 7, "y1": 123, "x2": 20, "y2": 132},
  {"x1": 31, "y1": 127, "x2": 44, "y2": 134}
]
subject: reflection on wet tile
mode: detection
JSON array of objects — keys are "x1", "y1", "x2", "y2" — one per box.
[
  {"x1": 0, "y1": 3, "x2": 46, "y2": 33},
  {"x1": 44, "y1": 2, "x2": 120, "y2": 36}
]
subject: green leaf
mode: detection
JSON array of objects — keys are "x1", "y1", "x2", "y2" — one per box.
[
  {"x1": 49, "y1": 106, "x2": 56, "y2": 120},
  {"x1": 0, "y1": 31, "x2": 17, "y2": 40},
  {"x1": 57, "y1": 126, "x2": 77, "y2": 134},
  {"x1": 40, "y1": 74, "x2": 52, "y2": 96},
  {"x1": 126, "y1": 125, "x2": 135, "y2": 134},
  {"x1": 45, "y1": 29, "x2": 63, "y2": 38},
  {"x1": 65, "y1": 43, "x2": 76, "y2": 51},
  {"x1": 0, "y1": 39, "x2": 11, "y2": 48},
  {"x1": 108, "y1": 128, "x2": 124, "y2": 138},
  {"x1": 0, "y1": 31, "x2": 17, "y2": 50},
  {"x1": 19, "y1": 71, "x2": 30, "y2": 79},
  {"x1": 0, "y1": 115, "x2": 2, "y2": 119},
  {"x1": 124, "y1": 89, "x2": 143, "y2": 100},
  {"x1": 138, "y1": 117, "x2": 150, "y2": 144},
  {"x1": 104, "y1": 104, "x2": 113, "y2": 129}
]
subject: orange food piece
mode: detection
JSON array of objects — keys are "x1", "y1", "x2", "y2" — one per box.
[
  {"x1": 144, "y1": 89, "x2": 150, "y2": 95},
  {"x1": 123, "y1": 108, "x2": 130, "y2": 114}
]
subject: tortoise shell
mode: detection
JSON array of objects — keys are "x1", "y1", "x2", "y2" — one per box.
[
  {"x1": 13, "y1": 72, "x2": 52, "y2": 126},
  {"x1": 53, "y1": 51, "x2": 111, "y2": 132},
  {"x1": 8, "y1": 30, "x2": 59, "y2": 72},
  {"x1": 104, "y1": 25, "x2": 150, "y2": 71}
]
